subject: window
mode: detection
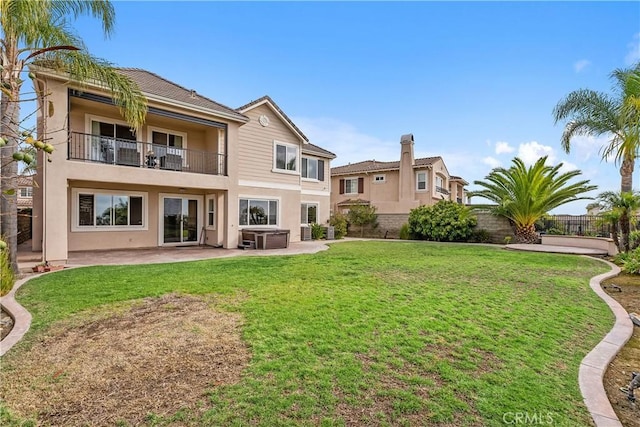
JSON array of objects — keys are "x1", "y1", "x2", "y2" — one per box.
[
  {"x1": 417, "y1": 172, "x2": 427, "y2": 191},
  {"x1": 207, "y1": 197, "x2": 216, "y2": 228},
  {"x1": 75, "y1": 190, "x2": 145, "y2": 230},
  {"x1": 274, "y1": 141, "x2": 298, "y2": 172},
  {"x1": 302, "y1": 157, "x2": 325, "y2": 180},
  {"x1": 301, "y1": 203, "x2": 318, "y2": 224},
  {"x1": 345, "y1": 178, "x2": 358, "y2": 194},
  {"x1": 239, "y1": 198, "x2": 278, "y2": 226},
  {"x1": 89, "y1": 119, "x2": 138, "y2": 165},
  {"x1": 374, "y1": 175, "x2": 386, "y2": 183},
  {"x1": 339, "y1": 177, "x2": 363, "y2": 195},
  {"x1": 436, "y1": 176, "x2": 444, "y2": 188},
  {"x1": 152, "y1": 130, "x2": 183, "y2": 149},
  {"x1": 19, "y1": 187, "x2": 33, "y2": 197}
]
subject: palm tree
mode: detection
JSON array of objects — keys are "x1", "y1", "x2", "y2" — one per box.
[
  {"x1": 0, "y1": 0, "x2": 147, "y2": 274},
  {"x1": 469, "y1": 157, "x2": 596, "y2": 243},
  {"x1": 597, "y1": 191, "x2": 640, "y2": 252},
  {"x1": 553, "y1": 63, "x2": 640, "y2": 192}
]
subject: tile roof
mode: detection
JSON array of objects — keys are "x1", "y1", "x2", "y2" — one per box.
[
  {"x1": 331, "y1": 156, "x2": 441, "y2": 175},
  {"x1": 237, "y1": 95, "x2": 308, "y2": 142},
  {"x1": 117, "y1": 68, "x2": 248, "y2": 122},
  {"x1": 17, "y1": 175, "x2": 33, "y2": 187},
  {"x1": 450, "y1": 175, "x2": 469, "y2": 185},
  {"x1": 303, "y1": 143, "x2": 336, "y2": 159}
]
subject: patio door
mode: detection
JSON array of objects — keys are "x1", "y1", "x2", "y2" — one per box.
[{"x1": 161, "y1": 196, "x2": 201, "y2": 245}]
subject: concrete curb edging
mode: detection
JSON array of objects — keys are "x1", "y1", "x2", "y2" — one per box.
[
  {"x1": 579, "y1": 258, "x2": 633, "y2": 427},
  {"x1": 0, "y1": 273, "x2": 37, "y2": 357}
]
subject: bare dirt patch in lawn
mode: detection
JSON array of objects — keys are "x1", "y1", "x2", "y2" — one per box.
[
  {"x1": 0, "y1": 293, "x2": 250, "y2": 426},
  {"x1": 601, "y1": 274, "x2": 640, "y2": 427}
]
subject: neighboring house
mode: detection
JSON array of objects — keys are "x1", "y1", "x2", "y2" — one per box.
[
  {"x1": 17, "y1": 175, "x2": 34, "y2": 209},
  {"x1": 32, "y1": 68, "x2": 334, "y2": 263},
  {"x1": 330, "y1": 134, "x2": 467, "y2": 234}
]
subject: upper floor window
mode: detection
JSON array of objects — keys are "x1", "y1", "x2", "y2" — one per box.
[
  {"x1": 239, "y1": 198, "x2": 278, "y2": 226},
  {"x1": 152, "y1": 130, "x2": 183, "y2": 149},
  {"x1": 374, "y1": 174, "x2": 386, "y2": 183},
  {"x1": 19, "y1": 187, "x2": 33, "y2": 197},
  {"x1": 274, "y1": 141, "x2": 298, "y2": 172},
  {"x1": 302, "y1": 157, "x2": 325, "y2": 181},
  {"x1": 339, "y1": 177, "x2": 363, "y2": 195},
  {"x1": 416, "y1": 172, "x2": 427, "y2": 191},
  {"x1": 435, "y1": 175, "x2": 449, "y2": 195}
]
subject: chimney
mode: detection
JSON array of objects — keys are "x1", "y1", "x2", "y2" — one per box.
[{"x1": 399, "y1": 133, "x2": 415, "y2": 202}]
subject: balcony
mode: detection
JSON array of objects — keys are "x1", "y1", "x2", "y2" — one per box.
[
  {"x1": 68, "y1": 131, "x2": 226, "y2": 176},
  {"x1": 435, "y1": 186, "x2": 450, "y2": 195}
]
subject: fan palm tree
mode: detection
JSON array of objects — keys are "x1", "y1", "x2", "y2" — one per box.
[
  {"x1": 553, "y1": 63, "x2": 640, "y2": 192},
  {"x1": 597, "y1": 190, "x2": 640, "y2": 252},
  {"x1": 469, "y1": 157, "x2": 596, "y2": 243},
  {"x1": 1, "y1": 0, "x2": 147, "y2": 274}
]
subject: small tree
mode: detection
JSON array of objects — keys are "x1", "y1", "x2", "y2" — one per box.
[
  {"x1": 597, "y1": 191, "x2": 640, "y2": 252},
  {"x1": 408, "y1": 201, "x2": 477, "y2": 242},
  {"x1": 347, "y1": 204, "x2": 377, "y2": 237}
]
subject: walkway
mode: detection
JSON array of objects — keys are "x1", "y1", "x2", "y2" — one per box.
[{"x1": 505, "y1": 243, "x2": 608, "y2": 256}]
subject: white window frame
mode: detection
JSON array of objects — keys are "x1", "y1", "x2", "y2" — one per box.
[
  {"x1": 301, "y1": 202, "x2": 319, "y2": 225},
  {"x1": 85, "y1": 114, "x2": 140, "y2": 165},
  {"x1": 344, "y1": 178, "x2": 359, "y2": 195},
  {"x1": 147, "y1": 126, "x2": 188, "y2": 166},
  {"x1": 19, "y1": 187, "x2": 33, "y2": 197},
  {"x1": 373, "y1": 174, "x2": 386, "y2": 183},
  {"x1": 206, "y1": 195, "x2": 216, "y2": 230},
  {"x1": 72, "y1": 188, "x2": 148, "y2": 232},
  {"x1": 273, "y1": 140, "x2": 299, "y2": 175},
  {"x1": 239, "y1": 196, "x2": 280, "y2": 228},
  {"x1": 157, "y1": 194, "x2": 203, "y2": 247},
  {"x1": 302, "y1": 156, "x2": 319, "y2": 181},
  {"x1": 416, "y1": 171, "x2": 428, "y2": 191}
]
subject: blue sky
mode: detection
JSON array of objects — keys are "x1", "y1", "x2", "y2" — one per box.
[{"x1": 72, "y1": 1, "x2": 640, "y2": 214}]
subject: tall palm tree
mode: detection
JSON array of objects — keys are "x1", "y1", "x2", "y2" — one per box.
[
  {"x1": 553, "y1": 63, "x2": 640, "y2": 192},
  {"x1": 597, "y1": 190, "x2": 640, "y2": 252},
  {"x1": 469, "y1": 157, "x2": 596, "y2": 243},
  {"x1": 0, "y1": 0, "x2": 147, "y2": 274}
]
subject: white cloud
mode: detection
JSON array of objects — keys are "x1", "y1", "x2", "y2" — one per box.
[
  {"x1": 482, "y1": 156, "x2": 502, "y2": 169},
  {"x1": 495, "y1": 141, "x2": 514, "y2": 155},
  {"x1": 517, "y1": 141, "x2": 556, "y2": 166},
  {"x1": 625, "y1": 32, "x2": 640, "y2": 66},
  {"x1": 564, "y1": 133, "x2": 613, "y2": 162},
  {"x1": 292, "y1": 117, "x2": 397, "y2": 166},
  {"x1": 574, "y1": 59, "x2": 591, "y2": 73},
  {"x1": 557, "y1": 160, "x2": 579, "y2": 174}
]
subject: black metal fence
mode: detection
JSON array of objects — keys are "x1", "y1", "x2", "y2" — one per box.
[{"x1": 537, "y1": 215, "x2": 640, "y2": 237}]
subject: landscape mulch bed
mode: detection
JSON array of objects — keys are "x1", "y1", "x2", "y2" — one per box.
[
  {"x1": 601, "y1": 274, "x2": 640, "y2": 427},
  {"x1": 0, "y1": 294, "x2": 250, "y2": 426}
]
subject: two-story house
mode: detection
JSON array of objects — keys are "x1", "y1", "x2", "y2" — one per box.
[
  {"x1": 330, "y1": 133, "x2": 467, "y2": 236},
  {"x1": 31, "y1": 68, "x2": 334, "y2": 264}
]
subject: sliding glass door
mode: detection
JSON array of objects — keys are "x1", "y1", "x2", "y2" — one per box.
[{"x1": 162, "y1": 197, "x2": 199, "y2": 244}]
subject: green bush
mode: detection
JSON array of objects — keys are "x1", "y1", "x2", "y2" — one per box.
[
  {"x1": 311, "y1": 223, "x2": 325, "y2": 240},
  {"x1": 0, "y1": 241, "x2": 15, "y2": 296},
  {"x1": 329, "y1": 212, "x2": 348, "y2": 239},
  {"x1": 469, "y1": 228, "x2": 491, "y2": 243},
  {"x1": 399, "y1": 223, "x2": 411, "y2": 240},
  {"x1": 613, "y1": 247, "x2": 640, "y2": 275},
  {"x1": 545, "y1": 227, "x2": 564, "y2": 235},
  {"x1": 408, "y1": 201, "x2": 477, "y2": 242}
]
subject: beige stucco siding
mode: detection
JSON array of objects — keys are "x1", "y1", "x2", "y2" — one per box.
[
  {"x1": 236, "y1": 185, "x2": 303, "y2": 242},
  {"x1": 237, "y1": 104, "x2": 303, "y2": 186}
]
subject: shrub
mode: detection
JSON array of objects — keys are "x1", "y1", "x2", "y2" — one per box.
[
  {"x1": 469, "y1": 228, "x2": 491, "y2": 243},
  {"x1": 329, "y1": 212, "x2": 348, "y2": 239},
  {"x1": 0, "y1": 241, "x2": 15, "y2": 296},
  {"x1": 613, "y1": 247, "x2": 640, "y2": 275},
  {"x1": 311, "y1": 223, "x2": 325, "y2": 240},
  {"x1": 545, "y1": 227, "x2": 564, "y2": 235},
  {"x1": 399, "y1": 223, "x2": 411, "y2": 240},
  {"x1": 408, "y1": 201, "x2": 477, "y2": 242}
]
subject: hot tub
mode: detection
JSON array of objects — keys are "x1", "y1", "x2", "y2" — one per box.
[{"x1": 241, "y1": 229, "x2": 290, "y2": 250}]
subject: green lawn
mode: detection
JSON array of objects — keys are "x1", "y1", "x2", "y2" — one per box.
[{"x1": 1, "y1": 241, "x2": 613, "y2": 426}]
